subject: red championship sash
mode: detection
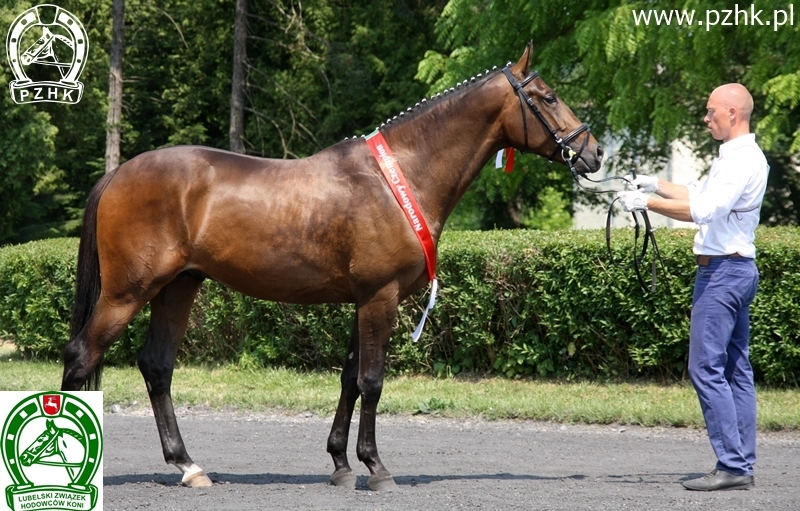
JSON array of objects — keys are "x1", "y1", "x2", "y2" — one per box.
[
  {"x1": 365, "y1": 129, "x2": 438, "y2": 341},
  {"x1": 365, "y1": 130, "x2": 436, "y2": 281}
]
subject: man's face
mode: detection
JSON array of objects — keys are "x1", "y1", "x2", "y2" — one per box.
[{"x1": 704, "y1": 93, "x2": 731, "y2": 142}]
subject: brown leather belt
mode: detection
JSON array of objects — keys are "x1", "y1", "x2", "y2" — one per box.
[{"x1": 696, "y1": 253, "x2": 742, "y2": 266}]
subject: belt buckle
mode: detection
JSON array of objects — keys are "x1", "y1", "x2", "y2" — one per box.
[{"x1": 696, "y1": 255, "x2": 711, "y2": 266}]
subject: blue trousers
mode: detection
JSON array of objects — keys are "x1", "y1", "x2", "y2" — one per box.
[{"x1": 688, "y1": 257, "x2": 758, "y2": 476}]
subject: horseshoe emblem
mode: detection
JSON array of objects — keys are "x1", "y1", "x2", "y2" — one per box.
[
  {"x1": 2, "y1": 392, "x2": 102, "y2": 510},
  {"x1": 5, "y1": 4, "x2": 89, "y2": 104}
]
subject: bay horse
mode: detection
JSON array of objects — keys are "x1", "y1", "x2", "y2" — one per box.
[{"x1": 61, "y1": 43, "x2": 603, "y2": 491}]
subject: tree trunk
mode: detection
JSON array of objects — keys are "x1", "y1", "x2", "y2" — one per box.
[
  {"x1": 229, "y1": 0, "x2": 247, "y2": 153},
  {"x1": 104, "y1": 0, "x2": 124, "y2": 173}
]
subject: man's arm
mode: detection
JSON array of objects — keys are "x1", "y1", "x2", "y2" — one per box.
[
  {"x1": 654, "y1": 179, "x2": 690, "y2": 200},
  {"x1": 646, "y1": 196, "x2": 694, "y2": 222}
]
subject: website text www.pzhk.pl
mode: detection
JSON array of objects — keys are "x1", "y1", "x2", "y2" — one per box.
[{"x1": 632, "y1": 4, "x2": 794, "y2": 31}]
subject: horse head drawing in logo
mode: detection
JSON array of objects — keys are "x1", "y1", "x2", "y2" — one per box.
[
  {"x1": 6, "y1": 4, "x2": 89, "y2": 104},
  {"x1": 20, "y1": 419, "x2": 86, "y2": 483}
]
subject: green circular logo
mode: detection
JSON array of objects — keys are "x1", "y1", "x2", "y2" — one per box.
[{"x1": 2, "y1": 392, "x2": 102, "y2": 511}]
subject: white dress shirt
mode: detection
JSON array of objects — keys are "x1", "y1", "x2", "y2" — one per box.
[{"x1": 687, "y1": 133, "x2": 769, "y2": 258}]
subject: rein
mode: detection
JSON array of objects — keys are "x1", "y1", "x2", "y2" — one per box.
[
  {"x1": 580, "y1": 172, "x2": 667, "y2": 292},
  {"x1": 501, "y1": 66, "x2": 666, "y2": 292}
]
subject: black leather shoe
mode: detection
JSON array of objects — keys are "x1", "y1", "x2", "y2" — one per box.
[{"x1": 682, "y1": 469, "x2": 754, "y2": 491}]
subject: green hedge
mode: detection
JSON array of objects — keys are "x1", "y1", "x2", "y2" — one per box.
[{"x1": 1, "y1": 227, "x2": 799, "y2": 384}]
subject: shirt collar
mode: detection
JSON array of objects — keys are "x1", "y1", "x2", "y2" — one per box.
[{"x1": 719, "y1": 133, "x2": 756, "y2": 158}]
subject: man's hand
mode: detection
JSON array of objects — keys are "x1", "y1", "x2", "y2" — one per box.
[
  {"x1": 616, "y1": 190, "x2": 649, "y2": 212},
  {"x1": 625, "y1": 174, "x2": 659, "y2": 193}
]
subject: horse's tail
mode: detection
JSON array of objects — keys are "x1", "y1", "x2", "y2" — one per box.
[{"x1": 69, "y1": 170, "x2": 117, "y2": 391}]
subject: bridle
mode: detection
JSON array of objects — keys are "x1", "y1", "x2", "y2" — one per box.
[
  {"x1": 501, "y1": 66, "x2": 590, "y2": 176},
  {"x1": 502, "y1": 65, "x2": 667, "y2": 292}
]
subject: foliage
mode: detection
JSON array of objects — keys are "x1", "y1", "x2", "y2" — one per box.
[
  {"x1": 0, "y1": 1, "x2": 104, "y2": 243},
  {"x1": 0, "y1": 238, "x2": 151, "y2": 363},
  {"x1": 2, "y1": 227, "x2": 799, "y2": 385},
  {"x1": 3, "y1": 0, "x2": 799, "y2": 242},
  {"x1": 418, "y1": 0, "x2": 800, "y2": 226}
]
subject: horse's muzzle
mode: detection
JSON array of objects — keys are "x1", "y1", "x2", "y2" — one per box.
[{"x1": 573, "y1": 143, "x2": 604, "y2": 177}]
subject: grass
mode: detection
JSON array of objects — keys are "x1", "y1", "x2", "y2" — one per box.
[{"x1": 2, "y1": 351, "x2": 799, "y2": 431}]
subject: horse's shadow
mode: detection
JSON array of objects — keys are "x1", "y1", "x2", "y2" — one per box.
[
  {"x1": 104, "y1": 472, "x2": 588, "y2": 488},
  {"x1": 104, "y1": 472, "x2": 329, "y2": 487},
  {"x1": 106, "y1": 471, "x2": 695, "y2": 489}
]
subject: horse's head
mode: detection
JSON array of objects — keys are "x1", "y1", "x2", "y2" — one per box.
[{"x1": 500, "y1": 43, "x2": 603, "y2": 177}]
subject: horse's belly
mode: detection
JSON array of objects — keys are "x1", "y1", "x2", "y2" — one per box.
[{"x1": 201, "y1": 258, "x2": 355, "y2": 305}]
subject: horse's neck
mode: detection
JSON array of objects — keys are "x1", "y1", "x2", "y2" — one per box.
[{"x1": 382, "y1": 77, "x2": 507, "y2": 239}]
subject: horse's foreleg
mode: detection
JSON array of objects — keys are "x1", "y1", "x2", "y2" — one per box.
[
  {"x1": 327, "y1": 312, "x2": 360, "y2": 487},
  {"x1": 355, "y1": 289, "x2": 398, "y2": 491},
  {"x1": 137, "y1": 273, "x2": 210, "y2": 488}
]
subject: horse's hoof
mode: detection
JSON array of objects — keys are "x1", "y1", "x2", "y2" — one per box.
[
  {"x1": 367, "y1": 474, "x2": 397, "y2": 491},
  {"x1": 182, "y1": 471, "x2": 213, "y2": 488},
  {"x1": 330, "y1": 468, "x2": 356, "y2": 488}
]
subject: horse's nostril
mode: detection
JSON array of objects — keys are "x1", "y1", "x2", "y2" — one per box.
[{"x1": 596, "y1": 146, "x2": 605, "y2": 161}]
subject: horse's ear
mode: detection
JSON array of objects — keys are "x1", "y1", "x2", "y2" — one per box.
[{"x1": 512, "y1": 41, "x2": 533, "y2": 76}]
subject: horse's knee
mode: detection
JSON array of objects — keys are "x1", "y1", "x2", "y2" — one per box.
[
  {"x1": 138, "y1": 360, "x2": 174, "y2": 395},
  {"x1": 357, "y1": 374, "x2": 384, "y2": 404}
]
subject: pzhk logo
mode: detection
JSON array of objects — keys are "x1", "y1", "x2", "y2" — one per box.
[
  {"x1": 2, "y1": 392, "x2": 102, "y2": 511},
  {"x1": 6, "y1": 5, "x2": 89, "y2": 104}
]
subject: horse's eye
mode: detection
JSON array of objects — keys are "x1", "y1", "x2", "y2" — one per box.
[{"x1": 544, "y1": 94, "x2": 558, "y2": 105}]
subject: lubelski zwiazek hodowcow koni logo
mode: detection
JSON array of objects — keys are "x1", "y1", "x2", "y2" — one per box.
[
  {"x1": 6, "y1": 4, "x2": 89, "y2": 104},
  {"x1": 2, "y1": 392, "x2": 102, "y2": 511}
]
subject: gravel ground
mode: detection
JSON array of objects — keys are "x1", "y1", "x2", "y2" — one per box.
[{"x1": 103, "y1": 408, "x2": 800, "y2": 510}]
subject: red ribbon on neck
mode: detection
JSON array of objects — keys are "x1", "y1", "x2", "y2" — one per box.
[{"x1": 365, "y1": 130, "x2": 437, "y2": 281}]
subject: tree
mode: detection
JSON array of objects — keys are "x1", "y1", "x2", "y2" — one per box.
[
  {"x1": 229, "y1": 0, "x2": 247, "y2": 153},
  {"x1": 105, "y1": 0, "x2": 125, "y2": 173},
  {"x1": 241, "y1": 0, "x2": 448, "y2": 157}
]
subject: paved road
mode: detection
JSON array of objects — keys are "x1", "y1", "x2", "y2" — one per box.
[{"x1": 103, "y1": 408, "x2": 800, "y2": 510}]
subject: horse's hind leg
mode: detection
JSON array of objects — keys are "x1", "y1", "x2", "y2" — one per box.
[
  {"x1": 327, "y1": 312, "x2": 360, "y2": 488},
  {"x1": 137, "y1": 272, "x2": 211, "y2": 488}
]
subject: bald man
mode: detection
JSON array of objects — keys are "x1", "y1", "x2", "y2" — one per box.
[{"x1": 617, "y1": 84, "x2": 769, "y2": 491}]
